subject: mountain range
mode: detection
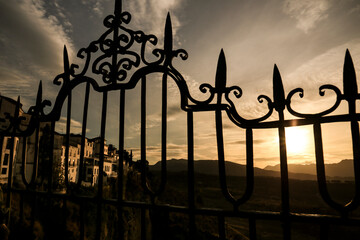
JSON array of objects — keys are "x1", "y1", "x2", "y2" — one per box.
[
  {"x1": 264, "y1": 159, "x2": 354, "y2": 178},
  {"x1": 149, "y1": 159, "x2": 355, "y2": 180}
]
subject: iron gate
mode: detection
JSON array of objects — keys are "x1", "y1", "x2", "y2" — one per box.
[{"x1": 0, "y1": 0, "x2": 360, "y2": 239}]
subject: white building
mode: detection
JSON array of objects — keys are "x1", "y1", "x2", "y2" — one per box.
[{"x1": 0, "y1": 96, "x2": 23, "y2": 184}]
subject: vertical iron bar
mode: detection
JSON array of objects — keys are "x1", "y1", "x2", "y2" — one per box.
[
  {"x1": 187, "y1": 111, "x2": 196, "y2": 239},
  {"x1": 320, "y1": 223, "x2": 328, "y2": 240},
  {"x1": 30, "y1": 124, "x2": 40, "y2": 186},
  {"x1": 6, "y1": 98, "x2": 20, "y2": 224},
  {"x1": 47, "y1": 121, "x2": 55, "y2": 192},
  {"x1": 273, "y1": 65, "x2": 290, "y2": 240},
  {"x1": 314, "y1": 123, "x2": 328, "y2": 198},
  {"x1": 5, "y1": 136, "x2": 15, "y2": 224},
  {"x1": 243, "y1": 128, "x2": 255, "y2": 204},
  {"x1": 78, "y1": 82, "x2": 90, "y2": 187},
  {"x1": 31, "y1": 193, "x2": 37, "y2": 231},
  {"x1": 21, "y1": 137, "x2": 29, "y2": 187},
  {"x1": 80, "y1": 200, "x2": 85, "y2": 240},
  {"x1": 112, "y1": 0, "x2": 120, "y2": 84},
  {"x1": 140, "y1": 77, "x2": 148, "y2": 192},
  {"x1": 278, "y1": 113, "x2": 289, "y2": 214},
  {"x1": 160, "y1": 72, "x2": 167, "y2": 194},
  {"x1": 216, "y1": 106, "x2": 232, "y2": 201},
  {"x1": 19, "y1": 193, "x2": 24, "y2": 223},
  {"x1": 62, "y1": 198, "x2": 67, "y2": 238},
  {"x1": 141, "y1": 207, "x2": 147, "y2": 240},
  {"x1": 343, "y1": 49, "x2": 360, "y2": 210},
  {"x1": 249, "y1": 217, "x2": 257, "y2": 240},
  {"x1": 348, "y1": 99, "x2": 360, "y2": 210},
  {"x1": 114, "y1": 0, "x2": 122, "y2": 17},
  {"x1": 118, "y1": 88, "x2": 125, "y2": 240},
  {"x1": 278, "y1": 112, "x2": 291, "y2": 240},
  {"x1": 95, "y1": 91, "x2": 108, "y2": 240},
  {"x1": 64, "y1": 92, "x2": 72, "y2": 188},
  {"x1": 218, "y1": 215, "x2": 226, "y2": 240},
  {"x1": 0, "y1": 138, "x2": 3, "y2": 175}
]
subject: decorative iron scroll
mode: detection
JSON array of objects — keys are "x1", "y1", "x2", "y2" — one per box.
[{"x1": 0, "y1": 0, "x2": 360, "y2": 239}]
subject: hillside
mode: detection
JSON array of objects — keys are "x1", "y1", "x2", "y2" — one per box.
[
  {"x1": 150, "y1": 159, "x2": 321, "y2": 180},
  {"x1": 264, "y1": 159, "x2": 354, "y2": 178}
]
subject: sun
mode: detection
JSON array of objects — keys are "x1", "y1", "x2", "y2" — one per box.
[{"x1": 285, "y1": 127, "x2": 309, "y2": 155}]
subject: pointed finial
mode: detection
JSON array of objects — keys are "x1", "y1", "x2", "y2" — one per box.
[
  {"x1": 215, "y1": 49, "x2": 227, "y2": 91},
  {"x1": 36, "y1": 81, "x2": 43, "y2": 107},
  {"x1": 343, "y1": 49, "x2": 358, "y2": 101},
  {"x1": 115, "y1": 0, "x2": 122, "y2": 16},
  {"x1": 273, "y1": 64, "x2": 286, "y2": 112},
  {"x1": 164, "y1": 13, "x2": 173, "y2": 56},
  {"x1": 63, "y1": 45, "x2": 70, "y2": 72}
]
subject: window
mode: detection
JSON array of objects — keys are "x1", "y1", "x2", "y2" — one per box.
[
  {"x1": 87, "y1": 168, "x2": 92, "y2": 174},
  {"x1": 1, "y1": 168, "x2": 7, "y2": 175},
  {"x1": 3, "y1": 154, "x2": 9, "y2": 166}
]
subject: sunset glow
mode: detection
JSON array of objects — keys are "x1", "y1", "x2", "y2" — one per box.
[
  {"x1": 0, "y1": 0, "x2": 359, "y2": 167},
  {"x1": 285, "y1": 127, "x2": 309, "y2": 155}
]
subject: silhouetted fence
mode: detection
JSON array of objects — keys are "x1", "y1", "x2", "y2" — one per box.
[{"x1": 0, "y1": 0, "x2": 359, "y2": 239}]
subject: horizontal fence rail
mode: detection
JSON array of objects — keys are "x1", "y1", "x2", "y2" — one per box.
[{"x1": 0, "y1": 0, "x2": 359, "y2": 239}]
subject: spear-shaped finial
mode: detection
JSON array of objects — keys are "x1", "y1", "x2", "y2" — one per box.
[
  {"x1": 63, "y1": 45, "x2": 70, "y2": 73},
  {"x1": 343, "y1": 49, "x2": 358, "y2": 101},
  {"x1": 164, "y1": 13, "x2": 173, "y2": 54},
  {"x1": 273, "y1": 64, "x2": 286, "y2": 112},
  {"x1": 215, "y1": 49, "x2": 227, "y2": 92},
  {"x1": 36, "y1": 81, "x2": 43, "y2": 108}
]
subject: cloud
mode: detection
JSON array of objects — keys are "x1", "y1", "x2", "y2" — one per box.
[
  {"x1": 229, "y1": 139, "x2": 266, "y2": 145},
  {"x1": 168, "y1": 104, "x2": 182, "y2": 117},
  {"x1": 0, "y1": 0, "x2": 75, "y2": 108},
  {"x1": 124, "y1": 0, "x2": 184, "y2": 42},
  {"x1": 285, "y1": 39, "x2": 360, "y2": 91},
  {"x1": 348, "y1": 3, "x2": 360, "y2": 15},
  {"x1": 283, "y1": 0, "x2": 331, "y2": 33},
  {"x1": 81, "y1": 0, "x2": 107, "y2": 18},
  {"x1": 130, "y1": 143, "x2": 189, "y2": 162},
  {"x1": 55, "y1": 117, "x2": 90, "y2": 134}
]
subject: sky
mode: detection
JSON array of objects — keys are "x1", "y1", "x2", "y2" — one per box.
[{"x1": 0, "y1": 0, "x2": 359, "y2": 168}]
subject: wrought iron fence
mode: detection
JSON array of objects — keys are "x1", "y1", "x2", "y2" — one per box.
[{"x1": 0, "y1": 0, "x2": 359, "y2": 239}]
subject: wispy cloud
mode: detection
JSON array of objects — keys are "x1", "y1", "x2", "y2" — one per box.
[
  {"x1": 55, "y1": 117, "x2": 90, "y2": 134},
  {"x1": 0, "y1": 0, "x2": 75, "y2": 109},
  {"x1": 80, "y1": 0, "x2": 108, "y2": 18},
  {"x1": 124, "y1": 0, "x2": 184, "y2": 42},
  {"x1": 130, "y1": 143, "x2": 189, "y2": 162},
  {"x1": 285, "y1": 39, "x2": 360, "y2": 91},
  {"x1": 283, "y1": 0, "x2": 331, "y2": 33},
  {"x1": 229, "y1": 139, "x2": 267, "y2": 145}
]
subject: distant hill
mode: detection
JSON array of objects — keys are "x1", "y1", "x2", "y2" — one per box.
[
  {"x1": 149, "y1": 159, "x2": 323, "y2": 181},
  {"x1": 264, "y1": 159, "x2": 354, "y2": 178}
]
